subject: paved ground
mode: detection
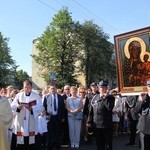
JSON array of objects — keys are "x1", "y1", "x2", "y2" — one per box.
[
  {"x1": 58, "y1": 133, "x2": 140, "y2": 150},
  {"x1": 60, "y1": 133, "x2": 139, "y2": 150},
  {"x1": 78, "y1": 133, "x2": 140, "y2": 150}
]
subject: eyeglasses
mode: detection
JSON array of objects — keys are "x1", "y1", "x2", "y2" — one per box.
[
  {"x1": 65, "y1": 89, "x2": 70, "y2": 90},
  {"x1": 79, "y1": 92, "x2": 84, "y2": 93}
]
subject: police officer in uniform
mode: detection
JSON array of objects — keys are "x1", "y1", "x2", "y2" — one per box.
[
  {"x1": 87, "y1": 80, "x2": 115, "y2": 150},
  {"x1": 87, "y1": 82, "x2": 100, "y2": 139},
  {"x1": 90, "y1": 82, "x2": 99, "y2": 97}
]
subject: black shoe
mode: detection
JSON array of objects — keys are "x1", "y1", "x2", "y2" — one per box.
[
  {"x1": 125, "y1": 142, "x2": 135, "y2": 146},
  {"x1": 56, "y1": 146, "x2": 61, "y2": 149}
]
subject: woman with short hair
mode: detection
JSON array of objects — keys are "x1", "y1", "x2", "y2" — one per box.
[{"x1": 66, "y1": 86, "x2": 83, "y2": 149}]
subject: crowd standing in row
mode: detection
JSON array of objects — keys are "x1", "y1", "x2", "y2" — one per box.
[{"x1": 0, "y1": 79, "x2": 150, "y2": 150}]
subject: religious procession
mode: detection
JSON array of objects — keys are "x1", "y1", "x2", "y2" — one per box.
[
  {"x1": 1, "y1": 27, "x2": 150, "y2": 150},
  {"x1": 1, "y1": 0, "x2": 150, "y2": 149},
  {"x1": 0, "y1": 77, "x2": 150, "y2": 150}
]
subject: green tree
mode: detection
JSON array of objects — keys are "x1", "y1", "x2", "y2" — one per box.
[
  {"x1": 32, "y1": 7, "x2": 82, "y2": 87},
  {"x1": 0, "y1": 32, "x2": 16, "y2": 86},
  {"x1": 14, "y1": 69, "x2": 29, "y2": 89},
  {"x1": 79, "y1": 21, "x2": 116, "y2": 87}
]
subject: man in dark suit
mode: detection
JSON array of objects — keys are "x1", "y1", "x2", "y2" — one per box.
[
  {"x1": 61, "y1": 85, "x2": 71, "y2": 148},
  {"x1": 43, "y1": 85, "x2": 65, "y2": 150},
  {"x1": 87, "y1": 80, "x2": 115, "y2": 150},
  {"x1": 125, "y1": 95, "x2": 138, "y2": 146}
]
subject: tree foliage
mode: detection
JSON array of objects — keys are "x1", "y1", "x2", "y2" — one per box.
[
  {"x1": 32, "y1": 7, "x2": 82, "y2": 87},
  {"x1": 79, "y1": 21, "x2": 116, "y2": 87},
  {"x1": 0, "y1": 32, "x2": 16, "y2": 86},
  {"x1": 32, "y1": 8, "x2": 116, "y2": 88},
  {"x1": 14, "y1": 69, "x2": 29, "y2": 89}
]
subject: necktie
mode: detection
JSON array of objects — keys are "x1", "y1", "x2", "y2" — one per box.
[{"x1": 54, "y1": 94, "x2": 56, "y2": 111}]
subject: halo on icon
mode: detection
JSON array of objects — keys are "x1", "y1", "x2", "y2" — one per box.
[{"x1": 124, "y1": 37, "x2": 146, "y2": 61}]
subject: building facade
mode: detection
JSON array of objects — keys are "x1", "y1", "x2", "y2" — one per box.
[
  {"x1": 32, "y1": 38, "x2": 85, "y2": 89},
  {"x1": 32, "y1": 38, "x2": 47, "y2": 89}
]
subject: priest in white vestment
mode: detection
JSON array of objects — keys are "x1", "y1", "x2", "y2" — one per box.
[
  {"x1": 0, "y1": 95, "x2": 13, "y2": 150},
  {"x1": 11, "y1": 80, "x2": 43, "y2": 150}
]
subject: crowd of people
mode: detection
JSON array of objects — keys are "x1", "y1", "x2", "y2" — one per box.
[{"x1": 0, "y1": 79, "x2": 150, "y2": 150}]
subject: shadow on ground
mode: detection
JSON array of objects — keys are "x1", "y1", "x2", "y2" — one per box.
[{"x1": 61, "y1": 133, "x2": 140, "y2": 150}]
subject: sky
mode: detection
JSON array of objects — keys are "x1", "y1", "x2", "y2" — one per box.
[{"x1": 0, "y1": 0, "x2": 150, "y2": 76}]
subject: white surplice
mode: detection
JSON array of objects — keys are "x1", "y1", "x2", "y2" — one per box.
[{"x1": 11, "y1": 90, "x2": 43, "y2": 144}]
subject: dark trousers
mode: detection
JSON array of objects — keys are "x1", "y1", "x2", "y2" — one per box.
[
  {"x1": 11, "y1": 133, "x2": 39, "y2": 150},
  {"x1": 94, "y1": 128, "x2": 113, "y2": 150},
  {"x1": 119, "y1": 112, "x2": 124, "y2": 133},
  {"x1": 61, "y1": 118, "x2": 69, "y2": 145},
  {"x1": 38, "y1": 132, "x2": 48, "y2": 150},
  {"x1": 47, "y1": 115, "x2": 61, "y2": 150},
  {"x1": 144, "y1": 134, "x2": 150, "y2": 150},
  {"x1": 129, "y1": 119, "x2": 138, "y2": 143},
  {"x1": 140, "y1": 133, "x2": 150, "y2": 150}
]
